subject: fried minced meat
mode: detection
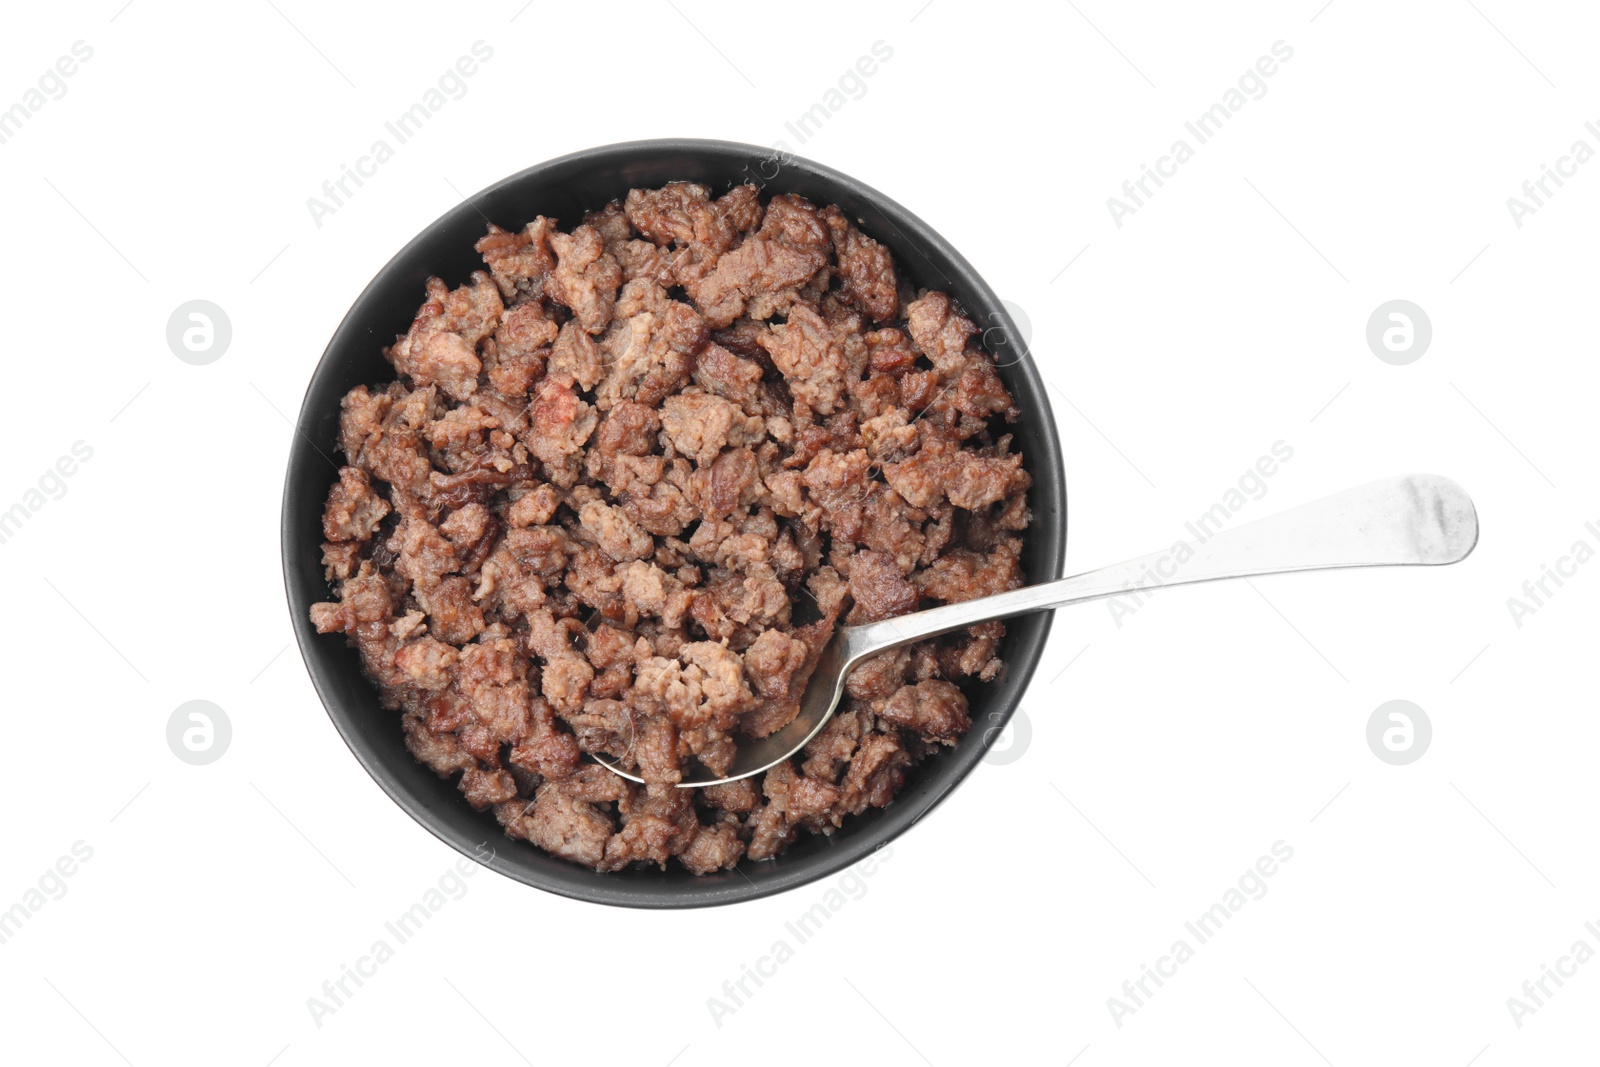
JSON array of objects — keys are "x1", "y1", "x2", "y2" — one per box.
[{"x1": 310, "y1": 181, "x2": 1032, "y2": 873}]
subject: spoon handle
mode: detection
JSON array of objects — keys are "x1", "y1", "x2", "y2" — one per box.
[{"x1": 845, "y1": 473, "x2": 1478, "y2": 659}]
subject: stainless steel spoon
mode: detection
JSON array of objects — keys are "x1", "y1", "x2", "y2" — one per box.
[{"x1": 595, "y1": 473, "x2": 1478, "y2": 788}]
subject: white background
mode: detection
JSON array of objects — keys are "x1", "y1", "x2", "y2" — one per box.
[{"x1": 1, "y1": 1, "x2": 1595, "y2": 1064}]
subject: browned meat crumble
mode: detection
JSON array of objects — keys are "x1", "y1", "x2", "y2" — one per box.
[{"x1": 310, "y1": 181, "x2": 1032, "y2": 873}]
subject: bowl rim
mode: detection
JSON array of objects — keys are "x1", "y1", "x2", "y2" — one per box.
[{"x1": 282, "y1": 137, "x2": 1067, "y2": 908}]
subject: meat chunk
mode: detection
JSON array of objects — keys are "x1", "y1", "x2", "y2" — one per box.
[
  {"x1": 691, "y1": 342, "x2": 764, "y2": 409},
  {"x1": 847, "y1": 549, "x2": 920, "y2": 623},
  {"x1": 884, "y1": 437, "x2": 1031, "y2": 512},
  {"x1": 460, "y1": 767, "x2": 518, "y2": 810},
  {"x1": 523, "y1": 375, "x2": 598, "y2": 468},
  {"x1": 678, "y1": 820, "x2": 745, "y2": 875},
  {"x1": 519, "y1": 777, "x2": 616, "y2": 868},
  {"x1": 594, "y1": 400, "x2": 662, "y2": 458},
  {"x1": 595, "y1": 281, "x2": 702, "y2": 410},
  {"x1": 915, "y1": 540, "x2": 1024, "y2": 603},
  {"x1": 544, "y1": 321, "x2": 602, "y2": 392},
  {"x1": 739, "y1": 628, "x2": 815, "y2": 738},
  {"x1": 601, "y1": 785, "x2": 698, "y2": 871},
  {"x1": 760, "y1": 304, "x2": 854, "y2": 416},
  {"x1": 577, "y1": 498, "x2": 654, "y2": 561},
  {"x1": 322, "y1": 466, "x2": 390, "y2": 543},
  {"x1": 388, "y1": 272, "x2": 503, "y2": 401},
  {"x1": 621, "y1": 561, "x2": 692, "y2": 628},
  {"x1": 702, "y1": 778, "x2": 759, "y2": 813},
  {"x1": 476, "y1": 218, "x2": 556, "y2": 303},
  {"x1": 821, "y1": 205, "x2": 898, "y2": 323},
  {"x1": 547, "y1": 225, "x2": 622, "y2": 334},
  {"x1": 659, "y1": 392, "x2": 766, "y2": 466},
  {"x1": 486, "y1": 302, "x2": 558, "y2": 396},
  {"x1": 688, "y1": 194, "x2": 830, "y2": 328},
  {"x1": 394, "y1": 637, "x2": 458, "y2": 689},
  {"x1": 880, "y1": 679, "x2": 970, "y2": 743},
  {"x1": 904, "y1": 290, "x2": 977, "y2": 377},
  {"x1": 626, "y1": 182, "x2": 748, "y2": 253}
]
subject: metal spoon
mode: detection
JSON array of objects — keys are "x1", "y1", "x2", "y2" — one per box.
[{"x1": 595, "y1": 473, "x2": 1478, "y2": 788}]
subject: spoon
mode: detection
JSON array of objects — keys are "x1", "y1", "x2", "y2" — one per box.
[{"x1": 594, "y1": 473, "x2": 1478, "y2": 788}]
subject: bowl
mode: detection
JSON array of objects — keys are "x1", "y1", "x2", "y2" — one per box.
[{"x1": 282, "y1": 138, "x2": 1067, "y2": 908}]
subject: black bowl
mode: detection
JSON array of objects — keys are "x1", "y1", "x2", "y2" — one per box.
[{"x1": 283, "y1": 138, "x2": 1067, "y2": 908}]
